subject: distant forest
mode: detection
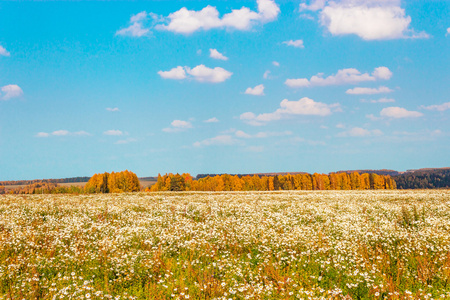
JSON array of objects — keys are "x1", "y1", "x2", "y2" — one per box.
[
  {"x1": 1, "y1": 168, "x2": 449, "y2": 195},
  {"x1": 0, "y1": 176, "x2": 90, "y2": 186},
  {"x1": 393, "y1": 168, "x2": 450, "y2": 189}
]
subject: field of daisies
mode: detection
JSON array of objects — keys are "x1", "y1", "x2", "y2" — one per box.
[{"x1": 1, "y1": 190, "x2": 450, "y2": 299}]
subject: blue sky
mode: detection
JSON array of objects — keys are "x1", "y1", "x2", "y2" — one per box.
[{"x1": 0, "y1": 0, "x2": 449, "y2": 180}]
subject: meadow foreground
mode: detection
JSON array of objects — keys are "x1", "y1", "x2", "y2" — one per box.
[{"x1": 1, "y1": 191, "x2": 450, "y2": 299}]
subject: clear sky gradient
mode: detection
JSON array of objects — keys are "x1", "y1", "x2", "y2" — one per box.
[{"x1": 1, "y1": 0, "x2": 449, "y2": 180}]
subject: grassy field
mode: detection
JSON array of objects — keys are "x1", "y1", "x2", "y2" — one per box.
[{"x1": 0, "y1": 190, "x2": 449, "y2": 299}]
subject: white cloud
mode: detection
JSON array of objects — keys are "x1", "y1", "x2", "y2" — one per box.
[
  {"x1": 35, "y1": 132, "x2": 50, "y2": 138},
  {"x1": 447, "y1": 28, "x2": 450, "y2": 36},
  {"x1": 421, "y1": 102, "x2": 450, "y2": 112},
  {"x1": 52, "y1": 130, "x2": 70, "y2": 136},
  {"x1": 240, "y1": 97, "x2": 340, "y2": 125},
  {"x1": 209, "y1": 49, "x2": 228, "y2": 60},
  {"x1": 171, "y1": 120, "x2": 192, "y2": 128},
  {"x1": 73, "y1": 131, "x2": 91, "y2": 136},
  {"x1": 316, "y1": 0, "x2": 428, "y2": 40},
  {"x1": 263, "y1": 70, "x2": 271, "y2": 79},
  {"x1": 272, "y1": 61, "x2": 280, "y2": 67},
  {"x1": 372, "y1": 66, "x2": 393, "y2": 80},
  {"x1": 336, "y1": 123, "x2": 345, "y2": 129},
  {"x1": 163, "y1": 120, "x2": 193, "y2": 132},
  {"x1": 156, "y1": 0, "x2": 279, "y2": 34},
  {"x1": 116, "y1": 11, "x2": 150, "y2": 37},
  {"x1": 115, "y1": 138, "x2": 137, "y2": 144},
  {"x1": 1, "y1": 85, "x2": 23, "y2": 100},
  {"x1": 185, "y1": 65, "x2": 232, "y2": 83},
  {"x1": 346, "y1": 86, "x2": 393, "y2": 95},
  {"x1": 104, "y1": 130, "x2": 123, "y2": 136},
  {"x1": 106, "y1": 107, "x2": 120, "y2": 112},
  {"x1": 235, "y1": 130, "x2": 252, "y2": 138},
  {"x1": 235, "y1": 130, "x2": 292, "y2": 138},
  {"x1": 204, "y1": 117, "x2": 219, "y2": 123},
  {"x1": 193, "y1": 135, "x2": 237, "y2": 147},
  {"x1": 380, "y1": 107, "x2": 423, "y2": 118},
  {"x1": 337, "y1": 127, "x2": 383, "y2": 137},
  {"x1": 283, "y1": 39, "x2": 304, "y2": 48},
  {"x1": 257, "y1": 0, "x2": 281, "y2": 21},
  {"x1": 366, "y1": 114, "x2": 380, "y2": 121},
  {"x1": 300, "y1": 0, "x2": 326, "y2": 11},
  {"x1": 36, "y1": 130, "x2": 91, "y2": 137},
  {"x1": 0, "y1": 45, "x2": 10, "y2": 57},
  {"x1": 158, "y1": 66, "x2": 187, "y2": 80},
  {"x1": 130, "y1": 11, "x2": 148, "y2": 23},
  {"x1": 158, "y1": 65, "x2": 232, "y2": 83},
  {"x1": 285, "y1": 66, "x2": 391, "y2": 88},
  {"x1": 245, "y1": 84, "x2": 265, "y2": 96},
  {"x1": 284, "y1": 78, "x2": 310, "y2": 88},
  {"x1": 361, "y1": 97, "x2": 395, "y2": 103}
]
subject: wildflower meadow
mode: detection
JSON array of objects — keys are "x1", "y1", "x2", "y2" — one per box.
[{"x1": 1, "y1": 190, "x2": 450, "y2": 299}]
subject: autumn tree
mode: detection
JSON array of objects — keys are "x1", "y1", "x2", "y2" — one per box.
[{"x1": 85, "y1": 170, "x2": 140, "y2": 193}]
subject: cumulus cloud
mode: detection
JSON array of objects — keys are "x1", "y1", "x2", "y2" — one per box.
[
  {"x1": 263, "y1": 70, "x2": 271, "y2": 79},
  {"x1": 245, "y1": 84, "x2": 265, "y2": 96},
  {"x1": 240, "y1": 97, "x2": 340, "y2": 125},
  {"x1": 337, "y1": 127, "x2": 383, "y2": 137},
  {"x1": 106, "y1": 107, "x2": 120, "y2": 112},
  {"x1": 301, "y1": 0, "x2": 428, "y2": 40},
  {"x1": 421, "y1": 102, "x2": 450, "y2": 112},
  {"x1": 209, "y1": 49, "x2": 228, "y2": 60},
  {"x1": 361, "y1": 97, "x2": 395, "y2": 103},
  {"x1": 0, "y1": 45, "x2": 10, "y2": 57},
  {"x1": 285, "y1": 66, "x2": 391, "y2": 88},
  {"x1": 186, "y1": 65, "x2": 232, "y2": 83},
  {"x1": 1, "y1": 85, "x2": 23, "y2": 100},
  {"x1": 380, "y1": 107, "x2": 423, "y2": 118},
  {"x1": 163, "y1": 120, "x2": 193, "y2": 132},
  {"x1": 346, "y1": 86, "x2": 393, "y2": 95},
  {"x1": 157, "y1": 66, "x2": 187, "y2": 80},
  {"x1": 447, "y1": 28, "x2": 450, "y2": 36},
  {"x1": 155, "y1": 0, "x2": 280, "y2": 34},
  {"x1": 193, "y1": 135, "x2": 237, "y2": 147},
  {"x1": 272, "y1": 61, "x2": 280, "y2": 67},
  {"x1": 158, "y1": 65, "x2": 232, "y2": 83},
  {"x1": 204, "y1": 117, "x2": 219, "y2": 123},
  {"x1": 116, "y1": 11, "x2": 150, "y2": 37},
  {"x1": 104, "y1": 130, "x2": 123, "y2": 136},
  {"x1": 283, "y1": 39, "x2": 305, "y2": 48}
]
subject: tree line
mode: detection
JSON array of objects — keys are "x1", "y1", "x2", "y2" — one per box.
[
  {"x1": 2, "y1": 171, "x2": 140, "y2": 194},
  {"x1": 394, "y1": 169, "x2": 450, "y2": 189},
  {"x1": 147, "y1": 172, "x2": 396, "y2": 192},
  {"x1": 0, "y1": 176, "x2": 90, "y2": 186},
  {"x1": 3, "y1": 182, "x2": 84, "y2": 195}
]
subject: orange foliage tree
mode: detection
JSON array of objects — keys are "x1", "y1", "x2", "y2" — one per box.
[
  {"x1": 147, "y1": 172, "x2": 396, "y2": 192},
  {"x1": 85, "y1": 170, "x2": 140, "y2": 193}
]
